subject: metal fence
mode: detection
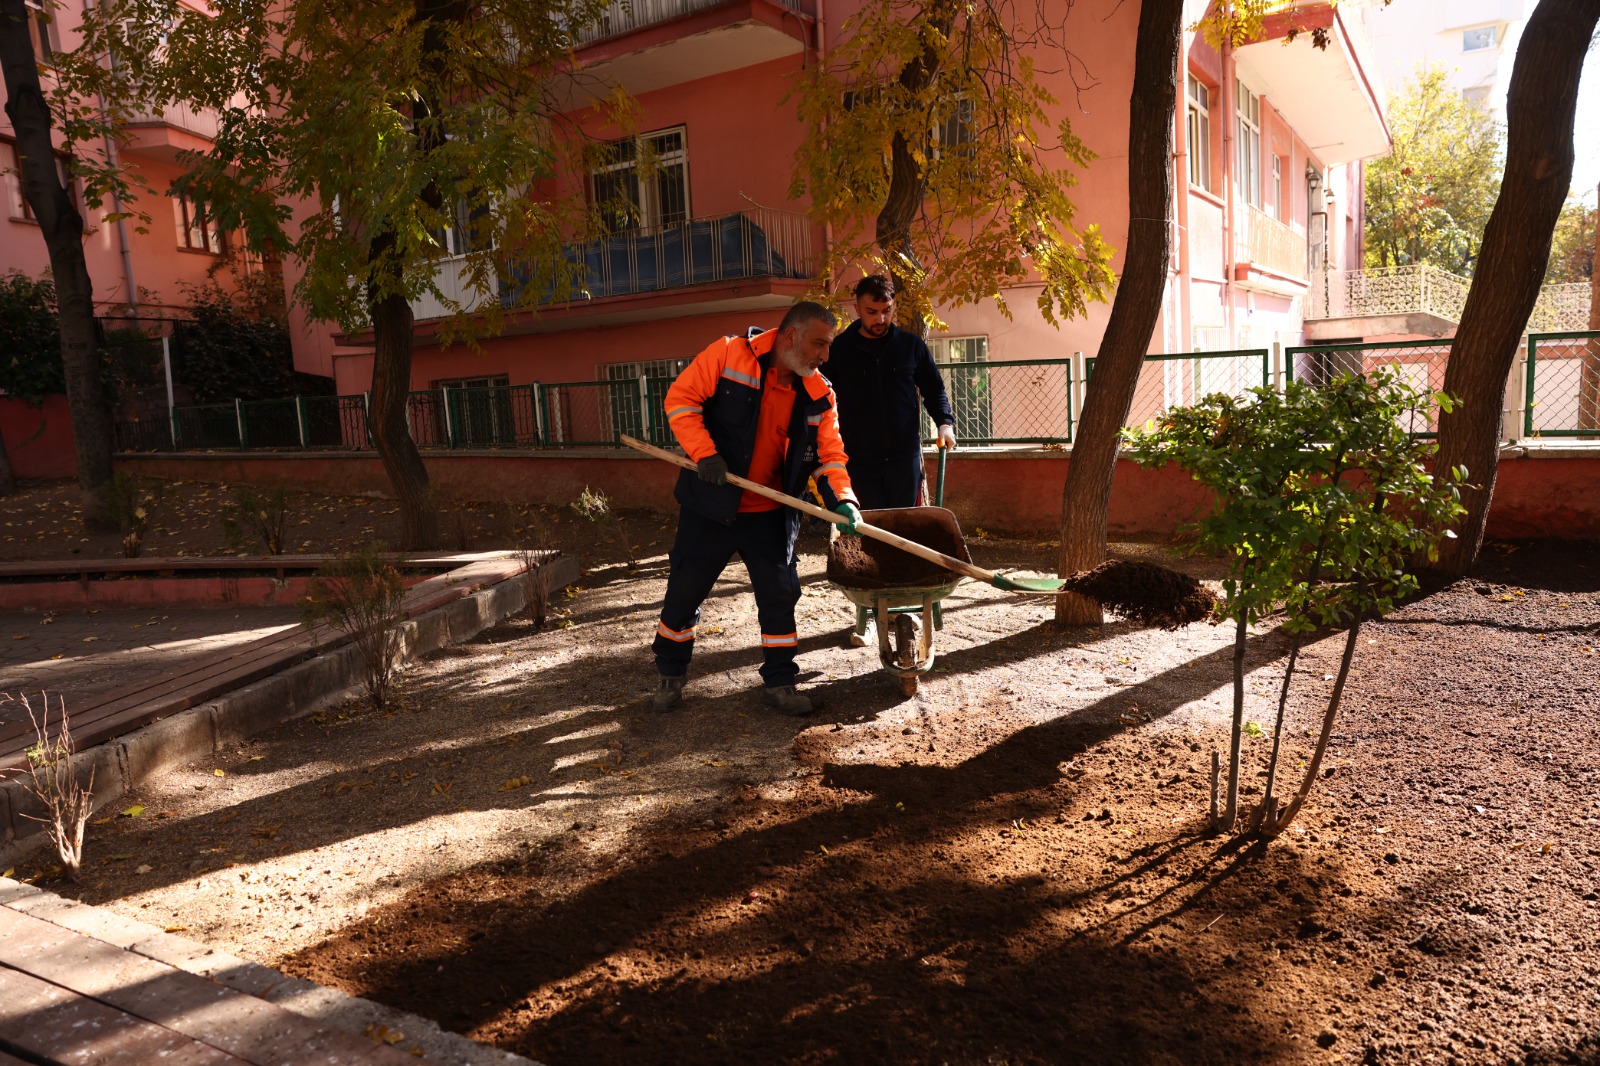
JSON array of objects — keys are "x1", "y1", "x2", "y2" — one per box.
[
  {"x1": 1525, "y1": 330, "x2": 1600, "y2": 438},
  {"x1": 1087, "y1": 349, "x2": 1271, "y2": 432},
  {"x1": 1285, "y1": 339, "x2": 1454, "y2": 436},
  {"x1": 120, "y1": 335, "x2": 1600, "y2": 456}
]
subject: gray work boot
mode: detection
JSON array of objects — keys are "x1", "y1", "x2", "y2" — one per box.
[
  {"x1": 653, "y1": 675, "x2": 686, "y2": 713},
  {"x1": 762, "y1": 685, "x2": 813, "y2": 716}
]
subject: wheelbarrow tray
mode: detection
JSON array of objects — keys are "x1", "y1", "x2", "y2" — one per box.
[
  {"x1": 827, "y1": 506, "x2": 970, "y2": 694},
  {"x1": 825, "y1": 505, "x2": 973, "y2": 595}
]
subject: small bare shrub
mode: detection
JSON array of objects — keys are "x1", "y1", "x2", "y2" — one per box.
[
  {"x1": 300, "y1": 545, "x2": 408, "y2": 709},
  {"x1": 514, "y1": 507, "x2": 558, "y2": 629},
  {"x1": 570, "y1": 485, "x2": 636, "y2": 568},
  {"x1": 2, "y1": 692, "x2": 94, "y2": 879},
  {"x1": 103, "y1": 473, "x2": 162, "y2": 557},
  {"x1": 220, "y1": 484, "x2": 292, "y2": 554}
]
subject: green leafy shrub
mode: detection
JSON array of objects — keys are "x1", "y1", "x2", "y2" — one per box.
[
  {"x1": 1124, "y1": 371, "x2": 1467, "y2": 837},
  {"x1": 300, "y1": 545, "x2": 407, "y2": 709},
  {"x1": 0, "y1": 272, "x2": 65, "y2": 402}
]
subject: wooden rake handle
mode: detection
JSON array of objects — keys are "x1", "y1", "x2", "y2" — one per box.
[{"x1": 619, "y1": 435, "x2": 999, "y2": 586}]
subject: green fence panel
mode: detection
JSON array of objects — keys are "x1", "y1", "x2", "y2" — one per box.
[
  {"x1": 1525, "y1": 330, "x2": 1600, "y2": 439},
  {"x1": 1285, "y1": 339, "x2": 1453, "y2": 437},
  {"x1": 1085, "y1": 350, "x2": 1270, "y2": 434}
]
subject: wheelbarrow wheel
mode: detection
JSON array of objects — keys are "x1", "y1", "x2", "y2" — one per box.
[{"x1": 894, "y1": 614, "x2": 919, "y2": 697}]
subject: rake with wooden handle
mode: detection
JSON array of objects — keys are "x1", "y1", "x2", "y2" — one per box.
[{"x1": 624, "y1": 434, "x2": 1076, "y2": 594}]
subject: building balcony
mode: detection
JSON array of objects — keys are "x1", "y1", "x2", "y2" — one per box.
[
  {"x1": 1233, "y1": 204, "x2": 1307, "y2": 286},
  {"x1": 1304, "y1": 265, "x2": 1591, "y2": 340},
  {"x1": 407, "y1": 207, "x2": 816, "y2": 335},
  {"x1": 1233, "y1": 3, "x2": 1389, "y2": 165},
  {"x1": 567, "y1": 0, "x2": 812, "y2": 99},
  {"x1": 121, "y1": 103, "x2": 221, "y2": 163}
]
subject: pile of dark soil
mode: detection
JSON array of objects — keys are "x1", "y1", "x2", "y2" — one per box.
[
  {"x1": 825, "y1": 507, "x2": 970, "y2": 590},
  {"x1": 1063, "y1": 559, "x2": 1219, "y2": 629}
]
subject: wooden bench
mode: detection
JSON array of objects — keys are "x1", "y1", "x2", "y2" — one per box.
[{"x1": 0, "y1": 551, "x2": 573, "y2": 772}]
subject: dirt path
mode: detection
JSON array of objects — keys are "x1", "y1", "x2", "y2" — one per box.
[{"x1": 8, "y1": 478, "x2": 1598, "y2": 1064}]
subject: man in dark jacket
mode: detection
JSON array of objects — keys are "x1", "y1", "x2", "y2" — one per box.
[{"x1": 826, "y1": 274, "x2": 956, "y2": 510}]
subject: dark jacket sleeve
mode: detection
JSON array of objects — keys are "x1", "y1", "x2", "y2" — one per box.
[{"x1": 911, "y1": 336, "x2": 954, "y2": 427}]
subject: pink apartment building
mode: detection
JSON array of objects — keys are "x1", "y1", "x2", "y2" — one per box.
[
  {"x1": 1, "y1": 2, "x2": 262, "y2": 319},
  {"x1": 294, "y1": 0, "x2": 1387, "y2": 411}
]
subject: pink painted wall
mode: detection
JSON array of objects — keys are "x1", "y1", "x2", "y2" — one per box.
[
  {"x1": 114, "y1": 451, "x2": 1600, "y2": 541},
  {"x1": 0, "y1": 395, "x2": 76, "y2": 478},
  {"x1": 2, "y1": 0, "x2": 254, "y2": 317}
]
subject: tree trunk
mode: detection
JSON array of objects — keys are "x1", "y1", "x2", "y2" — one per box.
[
  {"x1": 366, "y1": 278, "x2": 438, "y2": 550},
  {"x1": 0, "y1": 0, "x2": 115, "y2": 528},
  {"x1": 0, "y1": 429, "x2": 15, "y2": 495},
  {"x1": 1054, "y1": 0, "x2": 1183, "y2": 623},
  {"x1": 1431, "y1": 0, "x2": 1600, "y2": 575},
  {"x1": 873, "y1": 4, "x2": 955, "y2": 340}
]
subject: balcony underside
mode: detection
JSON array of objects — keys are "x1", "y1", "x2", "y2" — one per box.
[
  {"x1": 567, "y1": 0, "x2": 808, "y2": 99},
  {"x1": 120, "y1": 124, "x2": 215, "y2": 165},
  {"x1": 1304, "y1": 312, "x2": 1456, "y2": 342}
]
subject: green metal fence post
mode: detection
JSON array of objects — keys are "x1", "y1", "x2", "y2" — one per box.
[
  {"x1": 440, "y1": 385, "x2": 455, "y2": 448},
  {"x1": 295, "y1": 395, "x2": 308, "y2": 448},
  {"x1": 235, "y1": 398, "x2": 246, "y2": 450},
  {"x1": 537, "y1": 382, "x2": 552, "y2": 447},
  {"x1": 1522, "y1": 334, "x2": 1538, "y2": 441},
  {"x1": 637, "y1": 373, "x2": 652, "y2": 444},
  {"x1": 1069, "y1": 350, "x2": 1086, "y2": 442}
]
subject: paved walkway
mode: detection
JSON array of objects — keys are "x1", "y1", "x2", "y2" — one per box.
[
  {"x1": 0, "y1": 607, "x2": 301, "y2": 711},
  {"x1": 0, "y1": 875, "x2": 534, "y2": 1065}
]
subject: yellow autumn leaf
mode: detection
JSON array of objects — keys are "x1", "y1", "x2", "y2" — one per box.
[
  {"x1": 121, "y1": 805, "x2": 145, "y2": 818},
  {"x1": 165, "y1": 924, "x2": 188, "y2": 933},
  {"x1": 213, "y1": 768, "x2": 226, "y2": 777}
]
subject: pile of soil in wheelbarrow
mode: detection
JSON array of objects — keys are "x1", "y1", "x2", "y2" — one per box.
[{"x1": 825, "y1": 507, "x2": 972, "y2": 590}]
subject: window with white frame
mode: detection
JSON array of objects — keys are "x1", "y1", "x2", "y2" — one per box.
[
  {"x1": 1272, "y1": 154, "x2": 1284, "y2": 221},
  {"x1": 4, "y1": 141, "x2": 76, "y2": 222},
  {"x1": 432, "y1": 196, "x2": 495, "y2": 257},
  {"x1": 926, "y1": 336, "x2": 991, "y2": 442},
  {"x1": 25, "y1": 0, "x2": 54, "y2": 63},
  {"x1": 173, "y1": 192, "x2": 223, "y2": 253},
  {"x1": 933, "y1": 96, "x2": 976, "y2": 161},
  {"x1": 591, "y1": 127, "x2": 688, "y2": 234},
  {"x1": 1235, "y1": 80, "x2": 1262, "y2": 207},
  {"x1": 603, "y1": 358, "x2": 687, "y2": 442},
  {"x1": 1462, "y1": 25, "x2": 1497, "y2": 51},
  {"x1": 1186, "y1": 75, "x2": 1212, "y2": 192}
]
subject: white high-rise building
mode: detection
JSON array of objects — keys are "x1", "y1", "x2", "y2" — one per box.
[{"x1": 1359, "y1": 0, "x2": 1528, "y2": 117}]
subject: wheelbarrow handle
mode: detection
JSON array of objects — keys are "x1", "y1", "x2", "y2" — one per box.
[{"x1": 621, "y1": 435, "x2": 999, "y2": 587}]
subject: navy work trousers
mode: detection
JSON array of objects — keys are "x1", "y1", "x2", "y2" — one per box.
[
  {"x1": 847, "y1": 454, "x2": 925, "y2": 510},
  {"x1": 653, "y1": 507, "x2": 801, "y2": 688}
]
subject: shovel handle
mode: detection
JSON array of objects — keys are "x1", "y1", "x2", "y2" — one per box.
[{"x1": 620, "y1": 435, "x2": 998, "y2": 586}]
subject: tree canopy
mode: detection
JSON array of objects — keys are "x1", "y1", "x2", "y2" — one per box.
[
  {"x1": 1364, "y1": 66, "x2": 1504, "y2": 276},
  {"x1": 789, "y1": 0, "x2": 1114, "y2": 330}
]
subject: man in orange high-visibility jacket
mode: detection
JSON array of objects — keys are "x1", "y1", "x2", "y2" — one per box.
[{"x1": 652, "y1": 301, "x2": 861, "y2": 716}]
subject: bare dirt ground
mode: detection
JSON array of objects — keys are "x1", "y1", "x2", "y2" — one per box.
[{"x1": 4, "y1": 477, "x2": 1599, "y2": 1065}]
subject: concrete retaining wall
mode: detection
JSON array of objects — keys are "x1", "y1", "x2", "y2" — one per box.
[{"x1": 118, "y1": 444, "x2": 1600, "y2": 540}]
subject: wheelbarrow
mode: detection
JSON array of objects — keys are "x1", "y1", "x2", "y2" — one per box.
[
  {"x1": 833, "y1": 448, "x2": 962, "y2": 696},
  {"x1": 620, "y1": 435, "x2": 1216, "y2": 691}
]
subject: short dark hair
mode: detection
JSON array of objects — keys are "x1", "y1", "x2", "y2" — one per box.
[
  {"x1": 778, "y1": 300, "x2": 838, "y2": 334},
  {"x1": 854, "y1": 274, "x2": 895, "y2": 302}
]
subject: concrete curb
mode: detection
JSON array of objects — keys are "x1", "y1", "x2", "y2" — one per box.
[
  {"x1": 1, "y1": 554, "x2": 579, "y2": 860},
  {"x1": 0, "y1": 874, "x2": 540, "y2": 1065}
]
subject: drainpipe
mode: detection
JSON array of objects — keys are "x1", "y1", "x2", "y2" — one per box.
[
  {"x1": 814, "y1": 0, "x2": 832, "y2": 288},
  {"x1": 1221, "y1": 25, "x2": 1236, "y2": 349},
  {"x1": 82, "y1": 0, "x2": 138, "y2": 313},
  {"x1": 1173, "y1": 45, "x2": 1193, "y2": 355}
]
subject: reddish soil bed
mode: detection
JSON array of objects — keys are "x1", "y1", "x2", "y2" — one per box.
[{"x1": 277, "y1": 540, "x2": 1600, "y2": 1066}]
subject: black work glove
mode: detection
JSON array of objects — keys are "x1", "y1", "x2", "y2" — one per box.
[{"x1": 697, "y1": 454, "x2": 729, "y2": 485}]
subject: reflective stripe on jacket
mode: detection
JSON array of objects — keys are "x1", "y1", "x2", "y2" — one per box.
[{"x1": 664, "y1": 329, "x2": 855, "y2": 528}]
